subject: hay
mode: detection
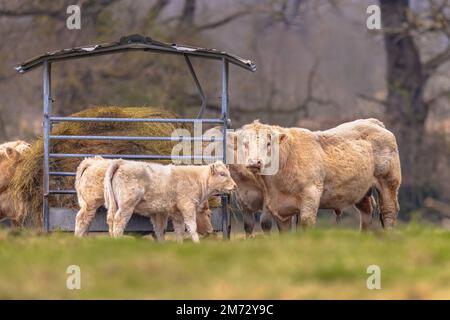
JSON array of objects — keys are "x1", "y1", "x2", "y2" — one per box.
[{"x1": 10, "y1": 106, "x2": 192, "y2": 227}]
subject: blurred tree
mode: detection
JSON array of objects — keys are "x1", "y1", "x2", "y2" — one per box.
[
  {"x1": 379, "y1": 0, "x2": 450, "y2": 213},
  {"x1": 3, "y1": 0, "x2": 450, "y2": 218},
  {"x1": 179, "y1": 0, "x2": 195, "y2": 28}
]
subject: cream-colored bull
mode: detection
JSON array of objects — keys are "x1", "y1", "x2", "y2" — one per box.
[
  {"x1": 237, "y1": 119, "x2": 401, "y2": 231},
  {"x1": 103, "y1": 160, "x2": 236, "y2": 243},
  {"x1": 74, "y1": 156, "x2": 216, "y2": 238}
]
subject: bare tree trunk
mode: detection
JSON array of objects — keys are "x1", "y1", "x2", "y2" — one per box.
[
  {"x1": 0, "y1": 110, "x2": 8, "y2": 140},
  {"x1": 380, "y1": 0, "x2": 430, "y2": 213}
]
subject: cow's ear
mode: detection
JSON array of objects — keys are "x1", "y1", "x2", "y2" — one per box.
[
  {"x1": 279, "y1": 133, "x2": 288, "y2": 144},
  {"x1": 226, "y1": 131, "x2": 236, "y2": 140},
  {"x1": 226, "y1": 131, "x2": 238, "y2": 149},
  {"x1": 210, "y1": 162, "x2": 217, "y2": 175},
  {"x1": 5, "y1": 147, "x2": 19, "y2": 160}
]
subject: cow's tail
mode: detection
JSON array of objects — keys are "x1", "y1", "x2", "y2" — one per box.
[
  {"x1": 75, "y1": 159, "x2": 91, "y2": 194},
  {"x1": 104, "y1": 160, "x2": 121, "y2": 217}
]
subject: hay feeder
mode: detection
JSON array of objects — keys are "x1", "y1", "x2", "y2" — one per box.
[{"x1": 15, "y1": 34, "x2": 256, "y2": 239}]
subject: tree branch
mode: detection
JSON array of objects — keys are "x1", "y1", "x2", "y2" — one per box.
[
  {"x1": 179, "y1": 0, "x2": 196, "y2": 28},
  {"x1": 0, "y1": 0, "x2": 123, "y2": 21},
  {"x1": 357, "y1": 93, "x2": 388, "y2": 107},
  {"x1": 424, "y1": 45, "x2": 450, "y2": 75},
  {"x1": 425, "y1": 88, "x2": 450, "y2": 106},
  {"x1": 0, "y1": 8, "x2": 63, "y2": 19},
  {"x1": 147, "y1": 0, "x2": 170, "y2": 22},
  {"x1": 194, "y1": 9, "x2": 251, "y2": 31},
  {"x1": 424, "y1": 197, "x2": 450, "y2": 218}
]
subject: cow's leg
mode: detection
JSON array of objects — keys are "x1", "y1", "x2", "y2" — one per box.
[
  {"x1": 260, "y1": 209, "x2": 273, "y2": 234},
  {"x1": 334, "y1": 209, "x2": 343, "y2": 224},
  {"x1": 179, "y1": 204, "x2": 200, "y2": 243},
  {"x1": 243, "y1": 210, "x2": 256, "y2": 238},
  {"x1": 299, "y1": 186, "x2": 322, "y2": 228},
  {"x1": 172, "y1": 215, "x2": 185, "y2": 243},
  {"x1": 291, "y1": 214, "x2": 299, "y2": 232},
  {"x1": 74, "y1": 200, "x2": 98, "y2": 237},
  {"x1": 11, "y1": 219, "x2": 22, "y2": 229},
  {"x1": 112, "y1": 207, "x2": 134, "y2": 238},
  {"x1": 275, "y1": 216, "x2": 292, "y2": 233},
  {"x1": 355, "y1": 195, "x2": 375, "y2": 231},
  {"x1": 376, "y1": 181, "x2": 400, "y2": 229},
  {"x1": 150, "y1": 213, "x2": 167, "y2": 242}
]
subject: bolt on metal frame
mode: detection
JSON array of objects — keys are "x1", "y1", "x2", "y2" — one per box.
[{"x1": 16, "y1": 35, "x2": 256, "y2": 239}]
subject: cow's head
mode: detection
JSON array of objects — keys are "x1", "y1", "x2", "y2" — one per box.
[
  {"x1": 236, "y1": 120, "x2": 288, "y2": 175},
  {"x1": 196, "y1": 202, "x2": 214, "y2": 236},
  {"x1": 0, "y1": 147, "x2": 22, "y2": 191},
  {"x1": 0, "y1": 140, "x2": 31, "y2": 155},
  {"x1": 13, "y1": 140, "x2": 31, "y2": 154},
  {"x1": 207, "y1": 161, "x2": 237, "y2": 195}
]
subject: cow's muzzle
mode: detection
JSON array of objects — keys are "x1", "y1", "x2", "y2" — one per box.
[{"x1": 247, "y1": 159, "x2": 262, "y2": 170}]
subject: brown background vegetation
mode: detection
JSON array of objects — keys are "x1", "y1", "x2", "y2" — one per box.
[{"x1": 1, "y1": 0, "x2": 450, "y2": 222}]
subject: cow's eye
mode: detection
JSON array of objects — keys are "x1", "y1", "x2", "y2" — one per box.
[{"x1": 219, "y1": 172, "x2": 226, "y2": 177}]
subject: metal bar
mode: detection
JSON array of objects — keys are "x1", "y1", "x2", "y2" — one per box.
[
  {"x1": 42, "y1": 60, "x2": 52, "y2": 232},
  {"x1": 49, "y1": 190, "x2": 77, "y2": 195},
  {"x1": 50, "y1": 117, "x2": 224, "y2": 124},
  {"x1": 184, "y1": 55, "x2": 207, "y2": 118},
  {"x1": 221, "y1": 58, "x2": 230, "y2": 240},
  {"x1": 49, "y1": 172, "x2": 76, "y2": 177},
  {"x1": 49, "y1": 135, "x2": 216, "y2": 142},
  {"x1": 49, "y1": 153, "x2": 221, "y2": 160}
]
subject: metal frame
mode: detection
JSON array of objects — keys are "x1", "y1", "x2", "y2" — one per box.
[
  {"x1": 19, "y1": 35, "x2": 256, "y2": 239},
  {"x1": 221, "y1": 59, "x2": 230, "y2": 239}
]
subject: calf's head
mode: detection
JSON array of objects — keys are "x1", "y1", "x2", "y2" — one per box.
[
  {"x1": 0, "y1": 140, "x2": 31, "y2": 155},
  {"x1": 196, "y1": 202, "x2": 214, "y2": 236},
  {"x1": 0, "y1": 147, "x2": 22, "y2": 191},
  {"x1": 207, "y1": 161, "x2": 236, "y2": 195}
]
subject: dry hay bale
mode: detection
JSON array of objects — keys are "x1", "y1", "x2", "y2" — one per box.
[{"x1": 10, "y1": 106, "x2": 192, "y2": 227}]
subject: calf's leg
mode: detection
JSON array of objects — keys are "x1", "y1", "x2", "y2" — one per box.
[
  {"x1": 74, "y1": 199, "x2": 99, "y2": 237},
  {"x1": 171, "y1": 215, "x2": 185, "y2": 243},
  {"x1": 243, "y1": 210, "x2": 256, "y2": 238},
  {"x1": 179, "y1": 204, "x2": 200, "y2": 243},
  {"x1": 112, "y1": 207, "x2": 134, "y2": 238},
  {"x1": 355, "y1": 194, "x2": 375, "y2": 231},
  {"x1": 150, "y1": 213, "x2": 168, "y2": 242},
  {"x1": 260, "y1": 209, "x2": 273, "y2": 234}
]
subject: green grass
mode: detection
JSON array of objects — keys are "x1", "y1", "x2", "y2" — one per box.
[{"x1": 0, "y1": 225, "x2": 450, "y2": 299}]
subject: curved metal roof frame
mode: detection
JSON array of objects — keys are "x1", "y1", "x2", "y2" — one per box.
[{"x1": 15, "y1": 34, "x2": 256, "y2": 73}]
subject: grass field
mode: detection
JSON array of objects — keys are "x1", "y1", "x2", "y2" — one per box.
[{"x1": 0, "y1": 224, "x2": 449, "y2": 299}]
